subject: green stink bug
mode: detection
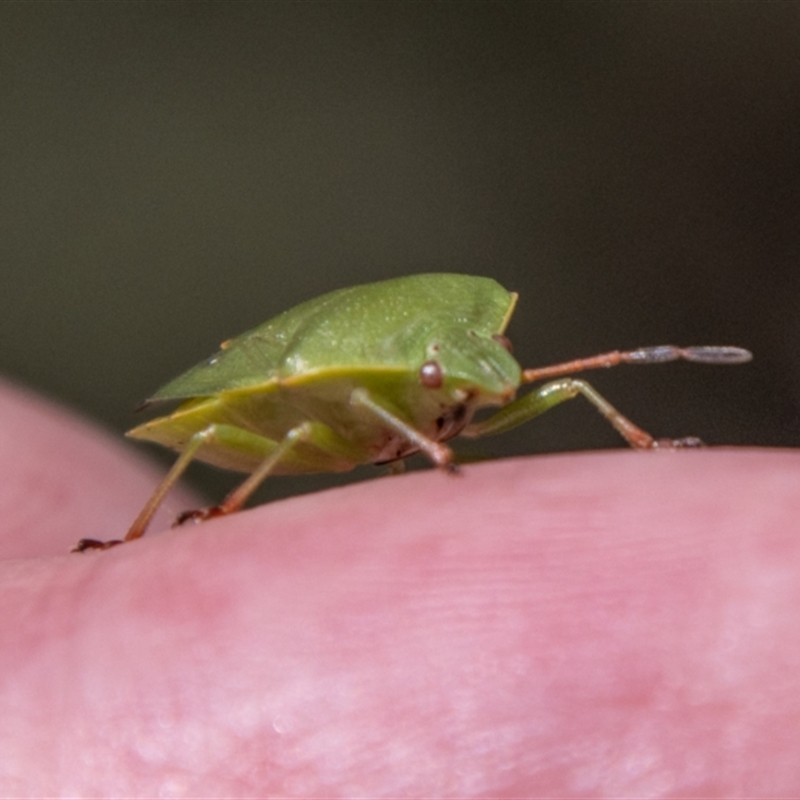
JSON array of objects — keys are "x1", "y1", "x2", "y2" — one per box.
[{"x1": 74, "y1": 273, "x2": 751, "y2": 551}]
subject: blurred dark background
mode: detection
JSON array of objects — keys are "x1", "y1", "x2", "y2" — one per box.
[{"x1": 2, "y1": 2, "x2": 798, "y2": 504}]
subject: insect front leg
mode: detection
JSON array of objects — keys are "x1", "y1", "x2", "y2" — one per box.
[
  {"x1": 349, "y1": 388, "x2": 455, "y2": 470},
  {"x1": 463, "y1": 378, "x2": 703, "y2": 449}
]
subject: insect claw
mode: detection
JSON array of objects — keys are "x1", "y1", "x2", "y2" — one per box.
[
  {"x1": 173, "y1": 506, "x2": 225, "y2": 527},
  {"x1": 72, "y1": 538, "x2": 124, "y2": 553},
  {"x1": 652, "y1": 436, "x2": 705, "y2": 449}
]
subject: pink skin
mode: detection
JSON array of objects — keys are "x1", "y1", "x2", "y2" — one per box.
[{"x1": 1, "y1": 378, "x2": 799, "y2": 797}]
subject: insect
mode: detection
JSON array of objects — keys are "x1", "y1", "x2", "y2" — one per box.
[{"x1": 74, "y1": 273, "x2": 752, "y2": 551}]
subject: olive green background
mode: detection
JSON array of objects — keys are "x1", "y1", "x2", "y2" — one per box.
[{"x1": 2, "y1": 2, "x2": 797, "y2": 503}]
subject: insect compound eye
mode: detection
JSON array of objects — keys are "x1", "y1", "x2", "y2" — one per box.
[
  {"x1": 492, "y1": 334, "x2": 513, "y2": 353},
  {"x1": 419, "y1": 360, "x2": 444, "y2": 389}
]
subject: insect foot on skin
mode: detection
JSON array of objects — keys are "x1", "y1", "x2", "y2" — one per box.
[{"x1": 73, "y1": 273, "x2": 752, "y2": 552}]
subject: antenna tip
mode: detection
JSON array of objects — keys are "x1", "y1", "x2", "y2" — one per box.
[{"x1": 683, "y1": 346, "x2": 753, "y2": 364}]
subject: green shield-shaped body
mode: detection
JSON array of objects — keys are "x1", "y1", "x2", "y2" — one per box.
[{"x1": 129, "y1": 273, "x2": 521, "y2": 473}]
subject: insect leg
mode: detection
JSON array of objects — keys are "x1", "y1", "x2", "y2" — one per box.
[
  {"x1": 75, "y1": 424, "x2": 265, "y2": 551},
  {"x1": 521, "y1": 345, "x2": 752, "y2": 384},
  {"x1": 193, "y1": 420, "x2": 365, "y2": 521},
  {"x1": 73, "y1": 425, "x2": 228, "y2": 551},
  {"x1": 202, "y1": 422, "x2": 354, "y2": 522},
  {"x1": 74, "y1": 420, "x2": 367, "y2": 551},
  {"x1": 169, "y1": 423, "x2": 313, "y2": 527},
  {"x1": 350, "y1": 388, "x2": 454, "y2": 469},
  {"x1": 463, "y1": 378, "x2": 702, "y2": 449}
]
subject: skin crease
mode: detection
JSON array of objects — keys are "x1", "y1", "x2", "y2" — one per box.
[{"x1": 0, "y1": 379, "x2": 799, "y2": 798}]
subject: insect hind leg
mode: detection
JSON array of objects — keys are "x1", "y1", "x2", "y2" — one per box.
[
  {"x1": 74, "y1": 421, "x2": 363, "y2": 552},
  {"x1": 73, "y1": 425, "x2": 228, "y2": 551}
]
